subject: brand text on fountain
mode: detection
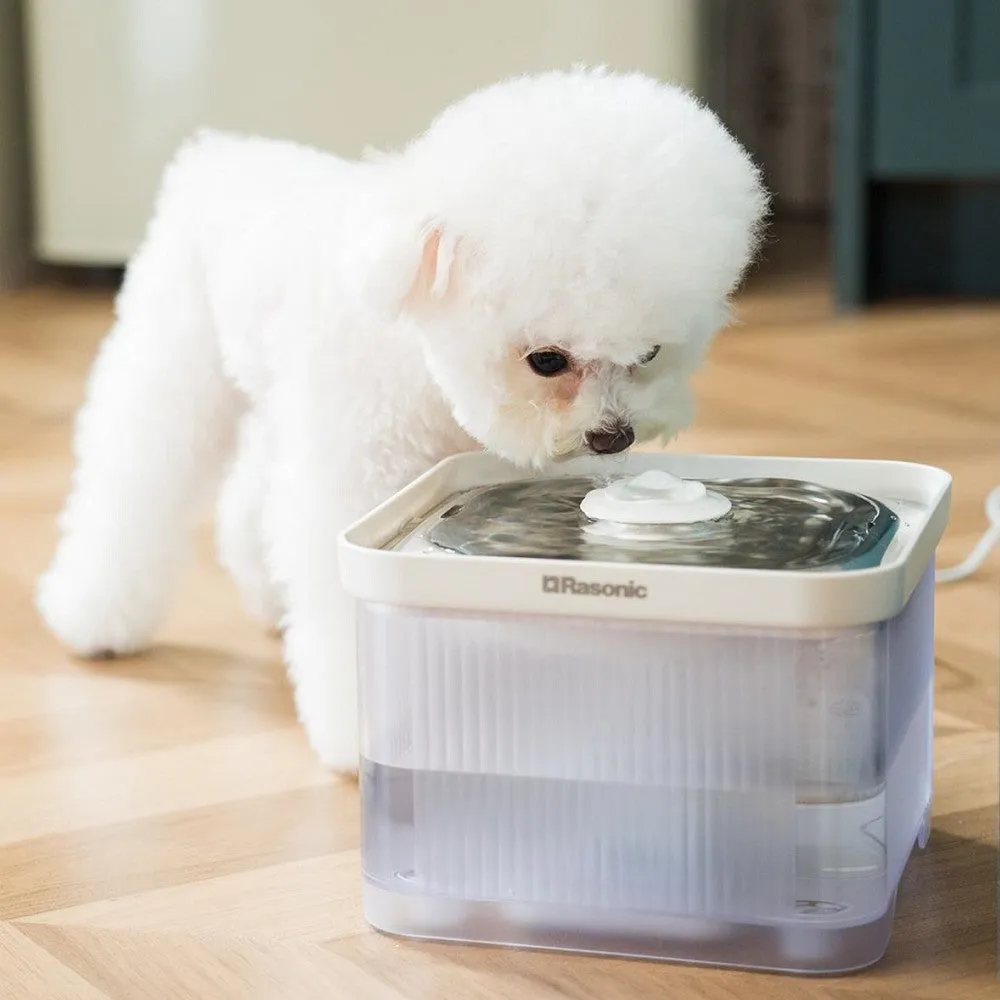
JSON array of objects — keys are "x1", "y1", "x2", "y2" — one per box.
[{"x1": 542, "y1": 576, "x2": 648, "y2": 599}]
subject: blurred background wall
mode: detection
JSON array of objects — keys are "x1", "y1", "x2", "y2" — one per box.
[
  {"x1": 9, "y1": 1, "x2": 999, "y2": 306},
  {"x1": 2, "y1": 0, "x2": 845, "y2": 289},
  {"x1": 20, "y1": 0, "x2": 721, "y2": 266},
  {"x1": 6, "y1": 0, "x2": 835, "y2": 271}
]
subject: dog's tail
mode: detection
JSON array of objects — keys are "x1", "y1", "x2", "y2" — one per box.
[{"x1": 36, "y1": 147, "x2": 239, "y2": 657}]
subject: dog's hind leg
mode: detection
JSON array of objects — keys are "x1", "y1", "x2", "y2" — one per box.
[
  {"x1": 36, "y1": 207, "x2": 239, "y2": 658},
  {"x1": 216, "y1": 409, "x2": 284, "y2": 631}
]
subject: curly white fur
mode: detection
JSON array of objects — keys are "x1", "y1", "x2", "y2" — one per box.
[{"x1": 36, "y1": 68, "x2": 768, "y2": 771}]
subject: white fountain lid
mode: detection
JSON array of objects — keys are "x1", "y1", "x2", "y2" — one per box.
[{"x1": 337, "y1": 452, "x2": 952, "y2": 630}]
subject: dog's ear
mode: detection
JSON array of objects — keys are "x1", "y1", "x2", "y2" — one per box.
[
  {"x1": 408, "y1": 222, "x2": 458, "y2": 306},
  {"x1": 361, "y1": 216, "x2": 459, "y2": 320}
]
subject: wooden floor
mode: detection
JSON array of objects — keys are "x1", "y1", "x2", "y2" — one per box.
[{"x1": 1, "y1": 239, "x2": 998, "y2": 998}]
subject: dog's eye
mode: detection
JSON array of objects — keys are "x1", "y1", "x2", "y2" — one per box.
[
  {"x1": 526, "y1": 350, "x2": 570, "y2": 377},
  {"x1": 637, "y1": 345, "x2": 661, "y2": 365}
]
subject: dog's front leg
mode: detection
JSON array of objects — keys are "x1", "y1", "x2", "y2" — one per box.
[{"x1": 264, "y1": 360, "x2": 366, "y2": 775}]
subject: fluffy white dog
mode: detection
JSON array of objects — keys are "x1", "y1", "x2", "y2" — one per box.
[{"x1": 36, "y1": 68, "x2": 768, "y2": 772}]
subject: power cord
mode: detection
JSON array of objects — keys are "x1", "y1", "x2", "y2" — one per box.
[{"x1": 935, "y1": 484, "x2": 1000, "y2": 583}]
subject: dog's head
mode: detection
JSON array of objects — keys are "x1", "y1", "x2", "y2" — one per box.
[{"x1": 366, "y1": 69, "x2": 768, "y2": 468}]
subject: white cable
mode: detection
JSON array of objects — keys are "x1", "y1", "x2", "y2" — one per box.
[{"x1": 935, "y1": 484, "x2": 1000, "y2": 584}]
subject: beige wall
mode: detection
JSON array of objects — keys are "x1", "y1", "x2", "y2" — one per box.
[
  {"x1": 25, "y1": 0, "x2": 707, "y2": 264},
  {"x1": 0, "y1": 0, "x2": 32, "y2": 289}
]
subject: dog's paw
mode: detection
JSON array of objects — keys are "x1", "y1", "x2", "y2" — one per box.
[
  {"x1": 241, "y1": 586, "x2": 286, "y2": 635},
  {"x1": 308, "y1": 737, "x2": 361, "y2": 776},
  {"x1": 295, "y1": 709, "x2": 360, "y2": 775},
  {"x1": 331, "y1": 765, "x2": 361, "y2": 784},
  {"x1": 35, "y1": 564, "x2": 157, "y2": 659}
]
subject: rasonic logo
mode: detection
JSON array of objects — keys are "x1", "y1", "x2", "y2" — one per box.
[{"x1": 543, "y1": 575, "x2": 648, "y2": 599}]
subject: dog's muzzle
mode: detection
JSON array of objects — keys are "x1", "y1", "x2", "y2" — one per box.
[{"x1": 586, "y1": 423, "x2": 635, "y2": 455}]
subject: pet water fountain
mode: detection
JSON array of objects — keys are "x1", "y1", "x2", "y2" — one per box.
[{"x1": 338, "y1": 452, "x2": 951, "y2": 974}]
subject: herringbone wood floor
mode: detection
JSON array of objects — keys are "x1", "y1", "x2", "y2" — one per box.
[{"x1": 1, "y1": 239, "x2": 997, "y2": 998}]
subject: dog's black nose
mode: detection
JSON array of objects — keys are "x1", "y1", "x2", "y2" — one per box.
[{"x1": 585, "y1": 424, "x2": 635, "y2": 455}]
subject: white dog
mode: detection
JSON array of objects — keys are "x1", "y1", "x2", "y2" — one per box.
[{"x1": 36, "y1": 68, "x2": 768, "y2": 772}]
